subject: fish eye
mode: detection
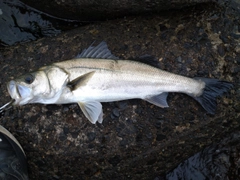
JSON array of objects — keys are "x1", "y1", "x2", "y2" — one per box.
[{"x1": 24, "y1": 74, "x2": 34, "y2": 84}]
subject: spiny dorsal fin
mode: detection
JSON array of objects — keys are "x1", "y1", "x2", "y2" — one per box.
[
  {"x1": 67, "y1": 71, "x2": 95, "y2": 91},
  {"x1": 76, "y1": 41, "x2": 119, "y2": 60}
]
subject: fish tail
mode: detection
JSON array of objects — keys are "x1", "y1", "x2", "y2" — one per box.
[{"x1": 190, "y1": 78, "x2": 233, "y2": 114}]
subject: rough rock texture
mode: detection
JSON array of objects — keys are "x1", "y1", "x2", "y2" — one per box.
[
  {"x1": 163, "y1": 132, "x2": 240, "y2": 179},
  {"x1": 20, "y1": 0, "x2": 215, "y2": 20},
  {"x1": 0, "y1": 2, "x2": 239, "y2": 180}
]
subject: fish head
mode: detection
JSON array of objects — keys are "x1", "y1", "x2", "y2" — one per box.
[{"x1": 7, "y1": 71, "x2": 51, "y2": 105}]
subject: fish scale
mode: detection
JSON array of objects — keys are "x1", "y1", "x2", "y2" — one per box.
[{"x1": 55, "y1": 58, "x2": 202, "y2": 94}]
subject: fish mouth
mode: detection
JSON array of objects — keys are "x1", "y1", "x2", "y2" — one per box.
[
  {"x1": 7, "y1": 81, "x2": 20, "y2": 102},
  {"x1": 7, "y1": 80, "x2": 31, "y2": 105}
]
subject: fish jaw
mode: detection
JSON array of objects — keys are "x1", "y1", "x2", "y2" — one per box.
[{"x1": 7, "y1": 80, "x2": 32, "y2": 105}]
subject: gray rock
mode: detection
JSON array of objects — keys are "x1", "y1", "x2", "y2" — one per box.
[
  {"x1": 21, "y1": 0, "x2": 215, "y2": 20},
  {"x1": 0, "y1": 2, "x2": 239, "y2": 179}
]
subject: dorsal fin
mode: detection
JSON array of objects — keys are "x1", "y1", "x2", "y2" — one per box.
[{"x1": 76, "y1": 41, "x2": 119, "y2": 60}]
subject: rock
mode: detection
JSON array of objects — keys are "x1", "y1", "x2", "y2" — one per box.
[
  {"x1": 0, "y1": 2, "x2": 239, "y2": 180},
  {"x1": 161, "y1": 132, "x2": 240, "y2": 179},
  {"x1": 21, "y1": 0, "x2": 215, "y2": 20}
]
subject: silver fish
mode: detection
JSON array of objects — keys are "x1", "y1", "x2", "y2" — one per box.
[{"x1": 7, "y1": 42, "x2": 232, "y2": 124}]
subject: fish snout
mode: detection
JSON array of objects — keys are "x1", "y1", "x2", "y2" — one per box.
[
  {"x1": 7, "y1": 81, "x2": 32, "y2": 104},
  {"x1": 7, "y1": 80, "x2": 19, "y2": 99}
]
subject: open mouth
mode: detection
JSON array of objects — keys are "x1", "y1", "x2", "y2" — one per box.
[
  {"x1": 7, "y1": 81, "x2": 31, "y2": 105},
  {"x1": 7, "y1": 80, "x2": 21, "y2": 100}
]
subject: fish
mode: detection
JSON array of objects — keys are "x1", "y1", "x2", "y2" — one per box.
[{"x1": 6, "y1": 41, "x2": 233, "y2": 124}]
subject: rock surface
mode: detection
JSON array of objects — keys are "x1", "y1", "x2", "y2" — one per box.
[
  {"x1": 0, "y1": 2, "x2": 239, "y2": 180},
  {"x1": 20, "y1": 0, "x2": 215, "y2": 20},
  {"x1": 161, "y1": 132, "x2": 240, "y2": 179}
]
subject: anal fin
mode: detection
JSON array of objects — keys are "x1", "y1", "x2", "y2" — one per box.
[{"x1": 144, "y1": 92, "x2": 169, "y2": 108}]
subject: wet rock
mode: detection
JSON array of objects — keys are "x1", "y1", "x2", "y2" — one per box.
[
  {"x1": 0, "y1": 0, "x2": 70, "y2": 46},
  {"x1": 147, "y1": 158, "x2": 157, "y2": 165},
  {"x1": 70, "y1": 130, "x2": 80, "y2": 139},
  {"x1": 156, "y1": 134, "x2": 166, "y2": 141},
  {"x1": 155, "y1": 119, "x2": 164, "y2": 129},
  {"x1": 0, "y1": 2, "x2": 239, "y2": 180},
  {"x1": 108, "y1": 155, "x2": 121, "y2": 167},
  {"x1": 63, "y1": 127, "x2": 69, "y2": 134},
  {"x1": 21, "y1": 0, "x2": 216, "y2": 21},
  {"x1": 87, "y1": 132, "x2": 96, "y2": 142},
  {"x1": 117, "y1": 101, "x2": 128, "y2": 110},
  {"x1": 217, "y1": 43, "x2": 226, "y2": 56},
  {"x1": 159, "y1": 132, "x2": 240, "y2": 180},
  {"x1": 59, "y1": 133, "x2": 67, "y2": 141},
  {"x1": 112, "y1": 108, "x2": 120, "y2": 117}
]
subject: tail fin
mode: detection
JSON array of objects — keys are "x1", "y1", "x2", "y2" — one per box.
[{"x1": 190, "y1": 78, "x2": 233, "y2": 114}]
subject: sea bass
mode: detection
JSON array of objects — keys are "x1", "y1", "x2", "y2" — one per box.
[{"x1": 7, "y1": 42, "x2": 232, "y2": 124}]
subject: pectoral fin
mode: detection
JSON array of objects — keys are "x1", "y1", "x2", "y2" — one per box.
[
  {"x1": 67, "y1": 71, "x2": 95, "y2": 91},
  {"x1": 144, "y1": 92, "x2": 169, "y2": 108},
  {"x1": 78, "y1": 101, "x2": 103, "y2": 124}
]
